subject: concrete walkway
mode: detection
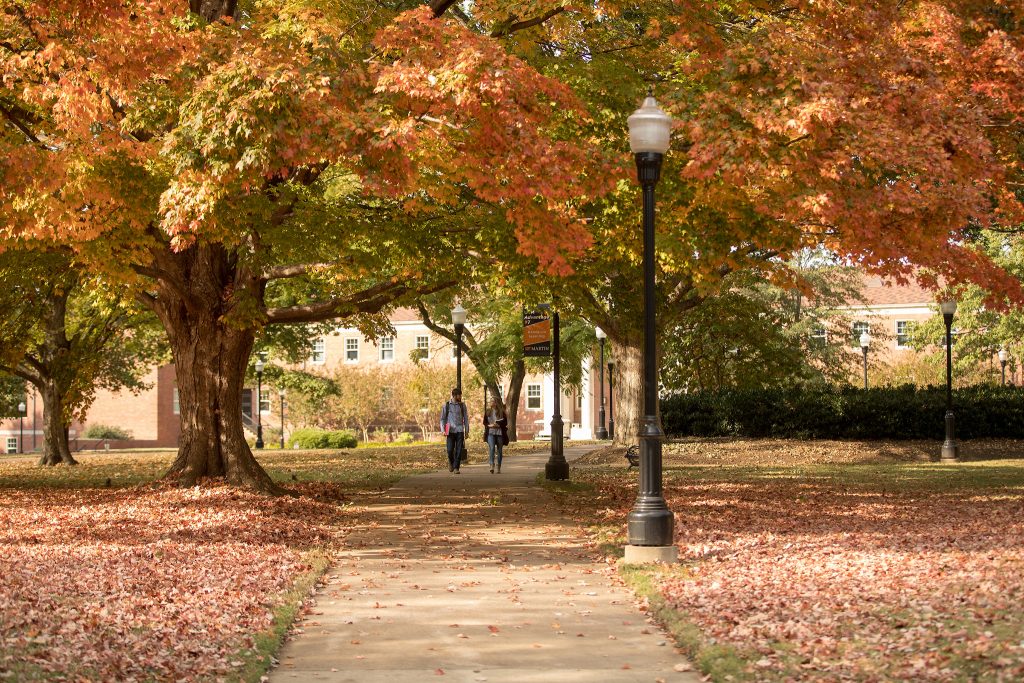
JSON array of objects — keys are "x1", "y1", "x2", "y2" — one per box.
[{"x1": 270, "y1": 446, "x2": 699, "y2": 683}]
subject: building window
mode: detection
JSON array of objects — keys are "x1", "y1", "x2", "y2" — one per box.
[
  {"x1": 259, "y1": 391, "x2": 270, "y2": 415},
  {"x1": 810, "y1": 326, "x2": 827, "y2": 348},
  {"x1": 896, "y1": 320, "x2": 911, "y2": 348},
  {"x1": 6, "y1": 437, "x2": 17, "y2": 454},
  {"x1": 851, "y1": 321, "x2": 869, "y2": 348},
  {"x1": 380, "y1": 337, "x2": 395, "y2": 362},
  {"x1": 415, "y1": 335, "x2": 429, "y2": 360},
  {"x1": 527, "y1": 384, "x2": 542, "y2": 410},
  {"x1": 345, "y1": 338, "x2": 359, "y2": 362},
  {"x1": 310, "y1": 338, "x2": 326, "y2": 364},
  {"x1": 173, "y1": 388, "x2": 180, "y2": 415}
]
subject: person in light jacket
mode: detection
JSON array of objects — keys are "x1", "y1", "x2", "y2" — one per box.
[
  {"x1": 440, "y1": 387, "x2": 469, "y2": 473},
  {"x1": 482, "y1": 396, "x2": 508, "y2": 474}
]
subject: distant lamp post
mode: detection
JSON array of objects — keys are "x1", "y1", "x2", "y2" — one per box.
[
  {"x1": 624, "y1": 91, "x2": 676, "y2": 562},
  {"x1": 279, "y1": 389, "x2": 286, "y2": 449},
  {"x1": 451, "y1": 304, "x2": 468, "y2": 464},
  {"x1": 545, "y1": 307, "x2": 569, "y2": 480},
  {"x1": 999, "y1": 348, "x2": 1008, "y2": 386},
  {"x1": 940, "y1": 300, "x2": 958, "y2": 462},
  {"x1": 255, "y1": 359, "x2": 265, "y2": 450},
  {"x1": 607, "y1": 361, "x2": 616, "y2": 440},
  {"x1": 17, "y1": 401, "x2": 25, "y2": 454},
  {"x1": 859, "y1": 332, "x2": 871, "y2": 390},
  {"x1": 595, "y1": 327, "x2": 609, "y2": 440}
]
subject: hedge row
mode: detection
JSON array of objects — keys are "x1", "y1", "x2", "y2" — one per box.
[
  {"x1": 287, "y1": 428, "x2": 358, "y2": 449},
  {"x1": 661, "y1": 385, "x2": 1024, "y2": 440}
]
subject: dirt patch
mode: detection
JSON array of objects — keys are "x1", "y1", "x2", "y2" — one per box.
[{"x1": 576, "y1": 437, "x2": 1024, "y2": 468}]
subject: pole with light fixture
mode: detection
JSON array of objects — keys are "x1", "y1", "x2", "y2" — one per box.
[
  {"x1": 999, "y1": 348, "x2": 1008, "y2": 387},
  {"x1": 607, "y1": 360, "x2": 615, "y2": 439},
  {"x1": 860, "y1": 331, "x2": 871, "y2": 390},
  {"x1": 279, "y1": 389, "x2": 286, "y2": 449},
  {"x1": 17, "y1": 401, "x2": 25, "y2": 454},
  {"x1": 624, "y1": 91, "x2": 676, "y2": 562},
  {"x1": 451, "y1": 304, "x2": 468, "y2": 464},
  {"x1": 255, "y1": 359, "x2": 265, "y2": 450},
  {"x1": 595, "y1": 327, "x2": 609, "y2": 440},
  {"x1": 940, "y1": 300, "x2": 958, "y2": 462}
]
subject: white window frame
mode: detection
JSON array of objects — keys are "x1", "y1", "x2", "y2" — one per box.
[
  {"x1": 345, "y1": 338, "x2": 359, "y2": 363},
  {"x1": 6, "y1": 437, "x2": 17, "y2": 454},
  {"x1": 895, "y1": 320, "x2": 911, "y2": 349},
  {"x1": 526, "y1": 384, "x2": 542, "y2": 410},
  {"x1": 173, "y1": 388, "x2": 180, "y2": 415},
  {"x1": 851, "y1": 321, "x2": 869, "y2": 349},
  {"x1": 310, "y1": 337, "x2": 326, "y2": 365},
  {"x1": 259, "y1": 390, "x2": 271, "y2": 415},
  {"x1": 415, "y1": 335, "x2": 430, "y2": 360},
  {"x1": 380, "y1": 336, "x2": 395, "y2": 362}
]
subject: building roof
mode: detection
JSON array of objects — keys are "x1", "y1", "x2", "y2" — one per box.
[{"x1": 857, "y1": 275, "x2": 936, "y2": 307}]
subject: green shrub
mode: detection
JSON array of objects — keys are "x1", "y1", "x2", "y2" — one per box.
[
  {"x1": 662, "y1": 385, "x2": 1024, "y2": 440},
  {"x1": 287, "y1": 428, "x2": 357, "y2": 449},
  {"x1": 84, "y1": 424, "x2": 134, "y2": 440}
]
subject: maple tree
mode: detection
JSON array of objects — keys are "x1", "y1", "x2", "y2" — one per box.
[{"x1": 0, "y1": 0, "x2": 606, "y2": 491}]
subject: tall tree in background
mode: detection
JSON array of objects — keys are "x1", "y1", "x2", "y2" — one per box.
[{"x1": 0, "y1": 1, "x2": 609, "y2": 491}]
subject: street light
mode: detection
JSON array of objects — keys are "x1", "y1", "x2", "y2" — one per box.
[
  {"x1": 624, "y1": 91, "x2": 676, "y2": 563},
  {"x1": 999, "y1": 348, "x2": 1008, "y2": 386},
  {"x1": 859, "y1": 331, "x2": 871, "y2": 390},
  {"x1": 607, "y1": 360, "x2": 616, "y2": 440},
  {"x1": 940, "y1": 300, "x2": 958, "y2": 462},
  {"x1": 452, "y1": 304, "x2": 468, "y2": 464},
  {"x1": 595, "y1": 327, "x2": 609, "y2": 440},
  {"x1": 17, "y1": 401, "x2": 25, "y2": 454},
  {"x1": 254, "y1": 359, "x2": 265, "y2": 450},
  {"x1": 544, "y1": 307, "x2": 568, "y2": 480},
  {"x1": 279, "y1": 389, "x2": 286, "y2": 449}
]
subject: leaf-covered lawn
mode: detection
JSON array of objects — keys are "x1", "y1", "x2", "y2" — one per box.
[
  {"x1": 0, "y1": 444, "x2": 523, "y2": 680},
  {"x1": 568, "y1": 440, "x2": 1024, "y2": 681}
]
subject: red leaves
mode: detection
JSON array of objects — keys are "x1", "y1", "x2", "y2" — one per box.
[{"x1": 0, "y1": 484, "x2": 341, "y2": 679}]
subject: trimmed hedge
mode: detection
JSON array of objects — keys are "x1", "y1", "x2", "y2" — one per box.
[
  {"x1": 287, "y1": 428, "x2": 358, "y2": 449},
  {"x1": 84, "y1": 424, "x2": 134, "y2": 440},
  {"x1": 662, "y1": 385, "x2": 1024, "y2": 440}
]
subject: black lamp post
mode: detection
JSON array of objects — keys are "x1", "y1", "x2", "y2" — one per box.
[
  {"x1": 940, "y1": 300, "x2": 958, "y2": 462},
  {"x1": 607, "y1": 360, "x2": 615, "y2": 440},
  {"x1": 624, "y1": 92, "x2": 676, "y2": 561},
  {"x1": 545, "y1": 308, "x2": 569, "y2": 480},
  {"x1": 999, "y1": 348, "x2": 1008, "y2": 386},
  {"x1": 595, "y1": 326, "x2": 609, "y2": 440},
  {"x1": 452, "y1": 304, "x2": 468, "y2": 464},
  {"x1": 860, "y1": 331, "x2": 871, "y2": 390},
  {"x1": 17, "y1": 401, "x2": 25, "y2": 454},
  {"x1": 255, "y1": 359, "x2": 265, "y2": 450},
  {"x1": 279, "y1": 389, "x2": 286, "y2": 449}
]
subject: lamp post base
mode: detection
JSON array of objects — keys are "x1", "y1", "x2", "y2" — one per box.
[
  {"x1": 623, "y1": 544, "x2": 678, "y2": 565},
  {"x1": 545, "y1": 461, "x2": 570, "y2": 480},
  {"x1": 596, "y1": 428, "x2": 609, "y2": 440},
  {"x1": 940, "y1": 410, "x2": 958, "y2": 463}
]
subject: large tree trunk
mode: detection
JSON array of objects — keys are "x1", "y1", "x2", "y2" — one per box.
[
  {"x1": 36, "y1": 379, "x2": 77, "y2": 466},
  {"x1": 504, "y1": 358, "x2": 525, "y2": 442},
  {"x1": 613, "y1": 342, "x2": 643, "y2": 446},
  {"x1": 149, "y1": 244, "x2": 281, "y2": 494}
]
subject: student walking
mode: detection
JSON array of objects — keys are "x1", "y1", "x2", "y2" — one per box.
[
  {"x1": 483, "y1": 396, "x2": 509, "y2": 474},
  {"x1": 440, "y1": 388, "x2": 469, "y2": 473}
]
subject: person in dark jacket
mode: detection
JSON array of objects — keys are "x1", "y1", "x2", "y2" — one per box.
[
  {"x1": 440, "y1": 388, "x2": 469, "y2": 473},
  {"x1": 483, "y1": 396, "x2": 508, "y2": 474}
]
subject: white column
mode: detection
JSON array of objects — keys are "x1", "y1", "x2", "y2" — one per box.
[{"x1": 579, "y1": 355, "x2": 594, "y2": 438}]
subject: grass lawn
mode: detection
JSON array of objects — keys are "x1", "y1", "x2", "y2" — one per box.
[
  {"x1": 0, "y1": 441, "x2": 545, "y2": 681},
  {"x1": 560, "y1": 438, "x2": 1024, "y2": 682}
]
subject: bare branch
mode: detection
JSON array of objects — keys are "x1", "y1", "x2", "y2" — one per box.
[
  {"x1": 265, "y1": 279, "x2": 456, "y2": 324},
  {"x1": 491, "y1": 7, "x2": 567, "y2": 38}
]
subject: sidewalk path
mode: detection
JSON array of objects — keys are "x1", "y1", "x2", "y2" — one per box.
[{"x1": 270, "y1": 446, "x2": 700, "y2": 683}]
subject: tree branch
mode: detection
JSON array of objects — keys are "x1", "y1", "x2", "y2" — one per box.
[
  {"x1": 491, "y1": 7, "x2": 567, "y2": 38},
  {"x1": 429, "y1": 0, "x2": 460, "y2": 18},
  {"x1": 262, "y1": 259, "x2": 354, "y2": 281},
  {"x1": 265, "y1": 279, "x2": 456, "y2": 324}
]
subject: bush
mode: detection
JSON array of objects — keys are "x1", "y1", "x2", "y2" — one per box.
[
  {"x1": 287, "y1": 428, "x2": 358, "y2": 449},
  {"x1": 662, "y1": 385, "x2": 1024, "y2": 440},
  {"x1": 84, "y1": 424, "x2": 134, "y2": 440}
]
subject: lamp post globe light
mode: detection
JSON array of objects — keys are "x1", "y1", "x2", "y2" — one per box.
[
  {"x1": 17, "y1": 401, "x2": 26, "y2": 454},
  {"x1": 860, "y1": 332, "x2": 871, "y2": 390},
  {"x1": 607, "y1": 360, "x2": 615, "y2": 440},
  {"x1": 254, "y1": 359, "x2": 265, "y2": 450},
  {"x1": 451, "y1": 304, "x2": 468, "y2": 464},
  {"x1": 940, "y1": 300, "x2": 958, "y2": 462},
  {"x1": 999, "y1": 348, "x2": 1008, "y2": 386},
  {"x1": 595, "y1": 326, "x2": 609, "y2": 440},
  {"x1": 279, "y1": 389, "x2": 286, "y2": 449},
  {"x1": 624, "y1": 91, "x2": 676, "y2": 563}
]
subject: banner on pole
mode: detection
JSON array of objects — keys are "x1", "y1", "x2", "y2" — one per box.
[{"x1": 523, "y1": 308, "x2": 551, "y2": 357}]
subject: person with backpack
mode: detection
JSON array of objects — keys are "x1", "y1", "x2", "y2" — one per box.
[
  {"x1": 482, "y1": 396, "x2": 509, "y2": 473},
  {"x1": 440, "y1": 387, "x2": 469, "y2": 473}
]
